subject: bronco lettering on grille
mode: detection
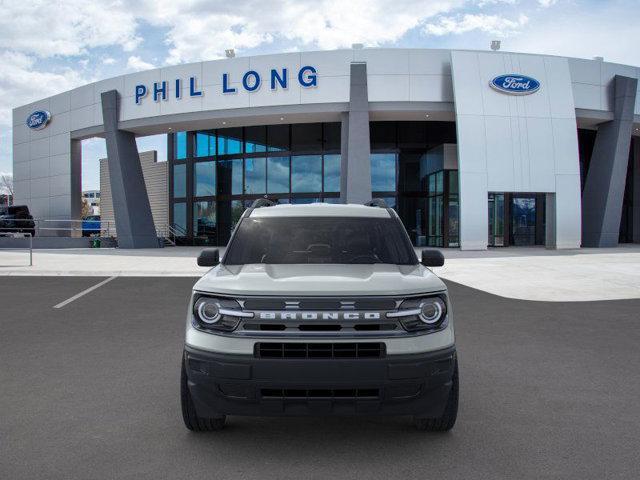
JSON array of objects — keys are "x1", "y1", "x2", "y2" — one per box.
[{"x1": 257, "y1": 312, "x2": 382, "y2": 320}]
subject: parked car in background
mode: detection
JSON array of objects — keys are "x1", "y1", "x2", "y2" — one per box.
[
  {"x1": 0, "y1": 205, "x2": 35, "y2": 236},
  {"x1": 82, "y1": 215, "x2": 101, "y2": 237}
]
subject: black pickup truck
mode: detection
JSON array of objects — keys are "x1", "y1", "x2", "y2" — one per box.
[{"x1": 0, "y1": 205, "x2": 36, "y2": 236}]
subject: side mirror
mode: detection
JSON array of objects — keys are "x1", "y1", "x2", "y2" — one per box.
[
  {"x1": 421, "y1": 249, "x2": 445, "y2": 267},
  {"x1": 197, "y1": 249, "x2": 220, "y2": 267}
]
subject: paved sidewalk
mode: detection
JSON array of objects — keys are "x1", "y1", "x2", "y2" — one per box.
[
  {"x1": 439, "y1": 245, "x2": 640, "y2": 301},
  {"x1": 0, "y1": 247, "x2": 208, "y2": 277},
  {"x1": 1, "y1": 245, "x2": 639, "y2": 301}
]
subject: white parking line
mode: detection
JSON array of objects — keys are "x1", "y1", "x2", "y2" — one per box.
[{"x1": 53, "y1": 276, "x2": 118, "y2": 309}]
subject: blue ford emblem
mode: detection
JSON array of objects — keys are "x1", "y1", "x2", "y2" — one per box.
[
  {"x1": 26, "y1": 110, "x2": 51, "y2": 130},
  {"x1": 490, "y1": 74, "x2": 540, "y2": 95}
]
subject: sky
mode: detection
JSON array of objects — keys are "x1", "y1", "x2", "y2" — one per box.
[{"x1": 0, "y1": 0, "x2": 639, "y2": 191}]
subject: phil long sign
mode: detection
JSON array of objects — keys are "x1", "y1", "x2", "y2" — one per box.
[
  {"x1": 490, "y1": 74, "x2": 540, "y2": 95},
  {"x1": 135, "y1": 66, "x2": 318, "y2": 105}
]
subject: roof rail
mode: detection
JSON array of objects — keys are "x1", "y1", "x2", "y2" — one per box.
[
  {"x1": 250, "y1": 197, "x2": 278, "y2": 209},
  {"x1": 364, "y1": 199, "x2": 388, "y2": 208}
]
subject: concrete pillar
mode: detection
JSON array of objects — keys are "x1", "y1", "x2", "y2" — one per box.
[
  {"x1": 545, "y1": 193, "x2": 556, "y2": 249},
  {"x1": 101, "y1": 90, "x2": 159, "y2": 248},
  {"x1": 340, "y1": 63, "x2": 372, "y2": 204},
  {"x1": 69, "y1": 139, "x2": 82, "y2": 237},
  {"x1": 582, "y1": 75, "x2": 638, "y2": 247},
  {"x1": 633, "y1": 139, "x2": 640, "y2": 243}
]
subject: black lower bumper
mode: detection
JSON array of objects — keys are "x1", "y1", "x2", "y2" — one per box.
[{"x1": 184, "y1": 345, "x2": 456, "y2": 417}]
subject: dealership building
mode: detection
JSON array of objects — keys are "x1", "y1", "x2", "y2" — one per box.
[{"x1": 11, "y1": 48, "x2": 640, "y2": 249}]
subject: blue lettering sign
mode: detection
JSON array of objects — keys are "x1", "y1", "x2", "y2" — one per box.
[
  {"x1": 153, "y1": 81, "x2": 167, "y2": 101},
  {"x1": 298, "y1": 66, "x2": 317, "y2": 87},
  {"x1": 189, "y1": 76, "x2": 202, "y2": 97},
  {"x1": 134, "y1": 64, "x2": 319, "y2": 104},
  {"x1": 222, "y1": 73, "x2": 236, "y2": 93},
  {"x1": 242, "y1": 70, "x2": 261, "y2": 92},
  {"x1": 135, "y1": 85, "x2": 147, "y2": 104},
  {"x1": 490, "y1": 74, "x2": 540, "y2": 95},
  {"x1": 271, "y1": 68, "x2": 287, "y2": 90}
]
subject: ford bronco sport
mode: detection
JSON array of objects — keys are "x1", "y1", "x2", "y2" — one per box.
[{"x1": 181, "y1": 199, "x2": 458, "y2": 432}]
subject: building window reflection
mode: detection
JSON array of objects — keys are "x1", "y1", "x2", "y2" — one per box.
[
  {"x1": 193, "y1": 201, "x2": 216, "y2": 243},
  {"x1": 173, "y1": 163, "x2": 186, "y2": 198},
  {"x1": 292, "y1": 155, "x2": 322, "y2": 193},
  {"x1": 195, "y1": 131, "x2": 216, "y2": 157},
  {"x1": 245, "y1": 157, "x2": 267, "y2": 194},
  {"x1": 323, "y1": 154, "x2": 340, "y2": 193},
  {"x1": 371, "y1": 153, "x2": 397, "y2": 192},
  {"x1": 174, "y1": 131, "x2": 187, "y2": 160},
  {"x1": 267, "y1": 156, "x2": 290, "y2": 193},
  {"x1": 194, "y1": 161, "x2": 215, "y2": 197},
  {"x1": 169, "y1": 123, "x2": 341, "y2": 245},
  {"x1": 218, "y1": 128, "x2": 243, "y2": 155}
]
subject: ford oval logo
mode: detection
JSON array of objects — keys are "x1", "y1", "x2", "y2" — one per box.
[
  {"x1": 490, "y1": 74, "x2": 540, "y2": 95},
  {"x1": 26, "y1": 110, "x2": 51, "y2": 130}
]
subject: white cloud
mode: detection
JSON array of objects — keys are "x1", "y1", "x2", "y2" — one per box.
[
  {"x1": 424, "y1": 13, "x2": 529, "y2": 36},
  {"x1": 538, "y1": 0, "x2": 558, "y2": 7},
  {"x1": 102, "y1": 57, "x2": 116, "y2": 65},
  {"x1": 0, "y1": 51, "x2": 89, "y2": 172},
  {"x1": 0, "y1": 51, "x2": 86, "y2": 125},
  {"x1": 507, "y1": 9, "x2": 640, "y2": 66},
  {"x1": 0, "y1": 0, "x2": 141, "y2": 57},
  {"x1": 126, "y1": 55, "x2": 156, "y2": 72},
  {"x1": 134, "y1": 0, "x2": 466, "y2": 64}
]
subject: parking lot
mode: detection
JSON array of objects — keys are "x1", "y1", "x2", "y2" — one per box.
[{"x1": 1, "y1": 276, "x2": 639, "y2": 479}]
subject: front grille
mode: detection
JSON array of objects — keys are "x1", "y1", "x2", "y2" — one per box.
[
  {"x1": 261, "y1": 388, "x2": 380, "y2": 399},
  {"x1": 242, "y1": 298, "x2": 397, "y2": 311},
  {"x1": 242, "y1": 323, "x2": 398, "y2": 333},
  {"x1": 255, "y1": 342, "x2": 386, "y2": 359}
]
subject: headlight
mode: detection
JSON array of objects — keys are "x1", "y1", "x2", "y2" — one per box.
[
  {"x1": 418, "y1": 297, "x2": 446, "y2": 325},
  {"x1": 195, "y1": 298, "x2": 221, "y2": 324},
  {"x1": 389, "y1": 295, "x2": 448, "y2": 332},
  {"x1": 192, "y1": 295, "x2": 251, "y2": 332}
]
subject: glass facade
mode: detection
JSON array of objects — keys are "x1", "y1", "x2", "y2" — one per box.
[
  {"x1": 169, "y1": 123, "x2": 341, "y2": 245},
  {"x1": 169, "y1": 121, "x2": 461, "y2": 247},
  {"x1": 369, "y1": 121, "x2": 459, "y2": 247}
]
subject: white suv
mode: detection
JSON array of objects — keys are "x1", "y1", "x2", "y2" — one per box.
[{"x1": 181, "y1": 199, "x2": 458, "y2": 432}]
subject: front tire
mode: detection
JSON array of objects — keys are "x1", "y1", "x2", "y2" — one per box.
[
  {"x1": 181, "y1": 360, "x2": 226, "y2": 432},
  {"x1": 414, "y1": 358, "x2": 459, "y2": 432}
]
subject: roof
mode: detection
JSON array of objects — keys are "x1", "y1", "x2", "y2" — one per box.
[{"x1": 249, "y1": 203, "x2": 391, "y2": 218}]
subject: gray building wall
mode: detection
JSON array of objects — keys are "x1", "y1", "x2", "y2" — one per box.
[
  {"x1": 99, "y1": 150, "x2": 168, "y2": 237},
  {"x1": 11, "y1": 48, "x2": 640, "y2": 249}
]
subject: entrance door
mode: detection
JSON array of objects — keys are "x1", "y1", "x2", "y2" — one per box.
[
  {"x1": 488, "y1": 193, "x2": 505, "y2": 246},
  {"x1": 510, "y1": 196, "x2": 537, "y2": 246}
]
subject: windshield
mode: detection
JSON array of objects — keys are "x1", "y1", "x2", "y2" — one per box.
[{"x1": 224, "y1": 216, "x2": 417, "y2": 265}]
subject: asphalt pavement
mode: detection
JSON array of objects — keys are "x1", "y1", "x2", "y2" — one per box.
[{"x1": 1, "y1": 276, "x2": 639, "y2": 479}]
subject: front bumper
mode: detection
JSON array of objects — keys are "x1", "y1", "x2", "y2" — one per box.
[{"x1": 184, "y1": 345, "x2": 456, "y2": 417}]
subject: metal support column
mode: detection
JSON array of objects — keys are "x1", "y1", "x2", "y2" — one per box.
[
  {"x1": 582, "y1": 75, "x2": 638, "y2": 247},
  {"x1": 340, "y1": 63, "x2": 372, "y2": 204},
  {"x1": 101, "y1": 90, "x2": 159, "y2": 248}
]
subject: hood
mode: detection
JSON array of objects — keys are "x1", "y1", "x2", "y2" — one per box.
[{"x1": 194, "y1": 263, "x2": 446, "y2": 297}]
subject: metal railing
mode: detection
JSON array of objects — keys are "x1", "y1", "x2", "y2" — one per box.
[
  {"x1": 1, "y1": 219, "x2": 188, "y2": 250},
  {"x1": 156, "y1": 223, "x2": 188, "y2": 246},
  {"x1": 0, "y1": 218, "x2": 115, "y2": 237}
]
